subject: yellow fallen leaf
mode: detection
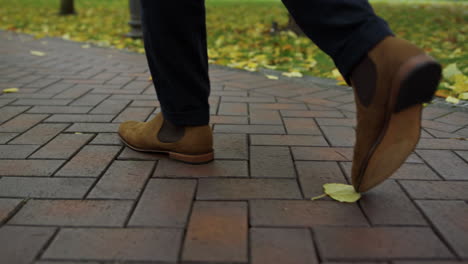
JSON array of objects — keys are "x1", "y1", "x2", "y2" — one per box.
[
  {"x1": 337, "y1": 80, "x2": 348, "y2": 86},
  {"x1": 81, "y1": 44, "x2": 91, "y2": 49},
  {"x1": 74, "y1": 132, "x2": 83, "y2": 134},
  {"x1": 458, "y1": 93, "x2": 468, "y2": 100},
  {"x1": 148, "y1": 76, "x2": 152, "y2": 81},
  {"x1": 282, "y1": 71, "x2": 303, "y2": 78},
  {"x1": 30, "y1": 50, "x2": 46, "y2": 56},
  {"x1": 3, "y1": 88, "x2": 19, "y2": 93},
  {"x1": 446, "y1": 96, "x2": 460, "y2": 104},
  {"x1": 265, "y1": 74, "x2": 278, "y2": 80},
  {"x1": 324, "y1": 183, "x2": 361, "y2": 203},
  {"x1": 442, "y1": 63, "x2": 462, "y2": 81}
]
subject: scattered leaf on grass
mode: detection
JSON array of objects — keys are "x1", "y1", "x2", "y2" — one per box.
[
  {"x1": 30, "y1": 50, "x2": 45, "y2": 56},
  {"x1": 282, "y1": 71, "x2": 303, "y2": 78},
  {"x1": 446, "y1": 96, "x2": 460, "y2": 104},
  {"x1": 265, "y1": 74, "x2": 279, "y2": 80},
  {"x1": 2, "y1": 88, "x2": 19, "y2": 93},
  {"x1": 311, "y1": 183, "x2": 361, "y2": 203},
  {"x1": 443, "y1": 63, "x2": 462, "y2": 81}
]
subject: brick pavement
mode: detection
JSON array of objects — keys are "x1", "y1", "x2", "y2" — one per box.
[{"x1": 1, "y1": 30, "x2": 468, "y2": 264}]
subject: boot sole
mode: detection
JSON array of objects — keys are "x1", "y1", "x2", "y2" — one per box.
[
  {"x1": 355, "y1": 54, "x2": 441, "y2": 192},
  {"x1": 118, "y1": 134, "x2": 214, "y2": 165}
]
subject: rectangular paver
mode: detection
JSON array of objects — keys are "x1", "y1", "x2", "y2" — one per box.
[
  {"x1": 197, "y1": 178, "x2": 302, "y2": 200},
  {"x1": 296, "y1": 161, "x2": 348, "y2": 198},
  {"x1": 30, "y1": 133, "x2": 93, "y2": 159},
  {"x1": 87, "y1": 160, "x2": 155, "y2": 199},
  {"x1": 417, "y1": 150, "x2": 468, "y2": 180},
  {"x1": 9, "y1": 200, "x2": 133, "y2": 226},
  {"x1": 251, "y1": 228, "x2": 318, "y2": 264},
  {"x1": 417, "y1": 200, "x2": 468, "y2": 258},
  {"x1": 315, "y1": 227, "x2": 452, "y2": 260},
  {"x1": 213, "y1": 133, "x2": 248, "y2": 159},
  {"x1": 401, "y1": 180, "x2": 468, "y2": 200},
  {"x1": 0, "y1": 198, "x2": 22, "y2": 223},
  {"x1": 250, "y1": 200, "x2": 368, "y2": 227},
  {"x1": 154, "y1": 159, "x2": 248, "y2": 178},
  {"x1": 250, "y1": 134, "x2": 328, "y2": 146},
  {"x1": 0, "y1": 114, "x2": 48, "y2": 133},
  {"x1": 0, "y1": 177, "x2": 93, "y2": 198},
  {"x1": 0, "y1": 160, "x2": 64, "y2": 176},
  {"x1": 9, "y1": 123, "x2": 68, "y2": 145},
  {"x1": 0, "y1": 144, "x2": 39, "y2": 159},
  {"x1": 250, "y1": 146, "x2": 296, "y2": 178},
  {"x1": 182, "y1": 201, "x2": 248, "y2": 263},
  {"x1": 129, "y1": 179, "x2": 196, "y2": 227},
  {"x1": 55, "y1": 145, "x2": 121, "y2": 177},
  {"x1": 43, "y1": 228, "x2": 182, "y2": 262},
  {"x1": 0, "y1": 226, "x2": 56, "y2": 264}
]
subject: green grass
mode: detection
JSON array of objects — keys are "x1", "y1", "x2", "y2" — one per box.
[{"x1": 0, "y1": 0, "x2": 467, "y2": 81}]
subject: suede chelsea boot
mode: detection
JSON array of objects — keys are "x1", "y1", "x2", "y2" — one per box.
[
  {"x1": 118, "y1": 112, "x2": 214, "y2": 164},
  {"x1": 350, "y1": 36, "x2": 441, "y2": 192}
]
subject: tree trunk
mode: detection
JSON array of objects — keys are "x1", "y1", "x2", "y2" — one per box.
[
  {"x1": 59, "y1": 0, "x2": 76, "y2": 15},
  {"x1": 287, "y1": 14, "x2": 303, "y2": 36}
]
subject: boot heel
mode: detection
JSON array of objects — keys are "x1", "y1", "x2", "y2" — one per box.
[
  {"x1": 169, "y1": 151, "x2": 214, "y2": 164},
  {"x1": 394, "y1": 55, "x2": 442, "y2": 112}
]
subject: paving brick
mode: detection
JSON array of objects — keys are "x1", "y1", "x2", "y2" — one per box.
[
  {"x1": 395, "y1": 261, "x2": 468, "y2": 264},
  {"x1": 251, "y1": 228, "x2": 318, "y2": 264},
  {"x1": 292, "y1": 147, "x2": 351, "y2": 161},
  {"x1": 296, "y1": 161, "x2": 348, "y2": 198},
  {"x1": 53, "y1": 87, "x2": 92, "y2": 99},
  {"x1": 0, "y1": 98, "x2": 14, "y2": 107},
  {"x1": 44, "y1": 114, "x2": 114, "y2": 123},
  {"x1": 88, "y1": 160, "x2": 154, "y2": 199},
  {"x1": 0, "y1": 160, "x2": 64, "y2": 176},
  {"x1": 417, "y1": 150, "x2": 468, "y2": 180},
  {"x1": 0, "y1": 114, "x2": 48, "y2": 133},
  {"x1": 30, "y1": 133, "x2": 93, "y2": 159},
  {"x1": 10, "y1": 200, "x2": 132, "y2": 226},
  {"x1": 417, "y1": 200, "x2": 468, "y2": 258},
  {"x1": 250, "y1": 134, "x2": 328, "y2": 146},
  {"x1": 280, "y1": 110, "x2": 344, "y2": 118},
  {"x1": 213, "y1": 133, "x2": 248, "y2": 159},
  {"x1": 422, "y1": 120, "x2": 461, "y2": 133},
  {"x1": 9, "y1": 123, "x2": 68, "y2": 145},
  {"x1": 249, "y1": 109, "x2": 282, "y2": 125},
  {"x1": 401, "y1": 180, "x2": 468, "y2": 200},
  {"x1": 0, "y1": 226, "x2": 56, "y2": 264},
  {"x1": 65, "y1": 123, "x2": 119, "y2": 133},
  {"x1": 315, "y1": 227, "x2": 452, "y2": 260},
  {"x1": 360, "y1": 180, "x2": 426, "y2": 225},
  {"x1": 112, "y1": 107, "x2": 153, "y2": 123},
  {"x1": 218, "y1": 102, "x2": 248, "y2": 115},
  {"x1": 222, "y1": 96, "x2": 275, "y2": 103},
  {"x1": 210, "y1": 115, "x2": 249, "y2": 124},
  {"x1": 70, "y1": 93, "x2": 108, "y2": 106},
  {"x1": 0, "y1": 177, "x2": 93, "y2": 198},
  {"x1": 90, "y1": 99, "x2": 130, "y2": 114},
  {"x1": 283, "y1": 117, "x2": 321, "y2": 135},
  {"x1": 250, "y1": 200, "x2": 367, "y2": 227},
  {"x1": 182, "y1": 201, "x2": 248, "y2": 263},
  {"x1": 316, "y1": 117, "x2": 356, "y2": 126},
  {"x1": 197, "y1": 179, "x2": 302, "y2": 200},
  {"x1": 422, "y1": 106, "x2": 453, "y2": 120},
  {"x1": 28, "y1": 106, "x2": 92, "y2": 114},
  {"x1": 250, "y1": 103, "x2": 308, "y2": 110},
  {"x1": 250, "y1": 146, "x2": 295, "y2": 178},
  {"x1": 215, "y1": 124, "x2": 285, "y2": 134},
  {"x1": 55, "y1": 145, "x2": 121, "y2": 177},
  {"x1": 456, "y1": 150, "x2": 468, "y2": 162},
  {"x1": 43, "y1": 228, "x2": 182, "y2": 262},
  {"x1": 12, "y1": 99, "x2": 72, "y2": 106},
  {"x1": 117, "y1": 146, "x2": 163, "y2": 160},
  {"x1": 0, "y1": 144, "x2": 39, "y2": 158},
  {"x1": 129, "y1": 179, "x2": 196, "y2": 227},
  {"x1": 89, "y1": 133, "x2": 120, "y2": 145},
  {"x1": 417, "y1": 138, "x2": 468, "y2": 150},
  {"x1": 340, "y1": 162, "x2": 441, "y2": 180},
  {"x1": 0, "y1": 198, "x2": 21, "y2": 223},
  {"x1": 154, "y1": 159, "x2": 248, "y2": 178},
  {"x1": 0, "y1": 132, "x2": 18, "y2": 143},
  {"x1": 320, "y1": 126, "x2": 355, "y2": 147},
  {"x1": 0, "y1": 106, "x2": 29, "y2": 123},
  {"x1": 435, "y1": 111, "x2": 468, "y2": 126}
]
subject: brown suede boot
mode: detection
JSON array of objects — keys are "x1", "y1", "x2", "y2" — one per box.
[
  {"x1": 351, "y1": 36, "x2": 441, "y2": 192},
  {"x1": 118, "y1": 112, "x2": 214, "y2": 164}
]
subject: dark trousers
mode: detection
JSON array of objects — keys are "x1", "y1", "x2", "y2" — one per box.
[{"x1": 140, "y1": 0, "x2": 393, "y2": 126}]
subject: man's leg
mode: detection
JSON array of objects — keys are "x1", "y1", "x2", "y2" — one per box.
[
  {"x1": 140, "y1": 0, "x2": 210, "y2": 126},
  {"x1": 118, "y1": 0, "x2": 214, "y2": 164},
  {"x1": 282, "y1": 0, "x2": 441, "y2": 192}
]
